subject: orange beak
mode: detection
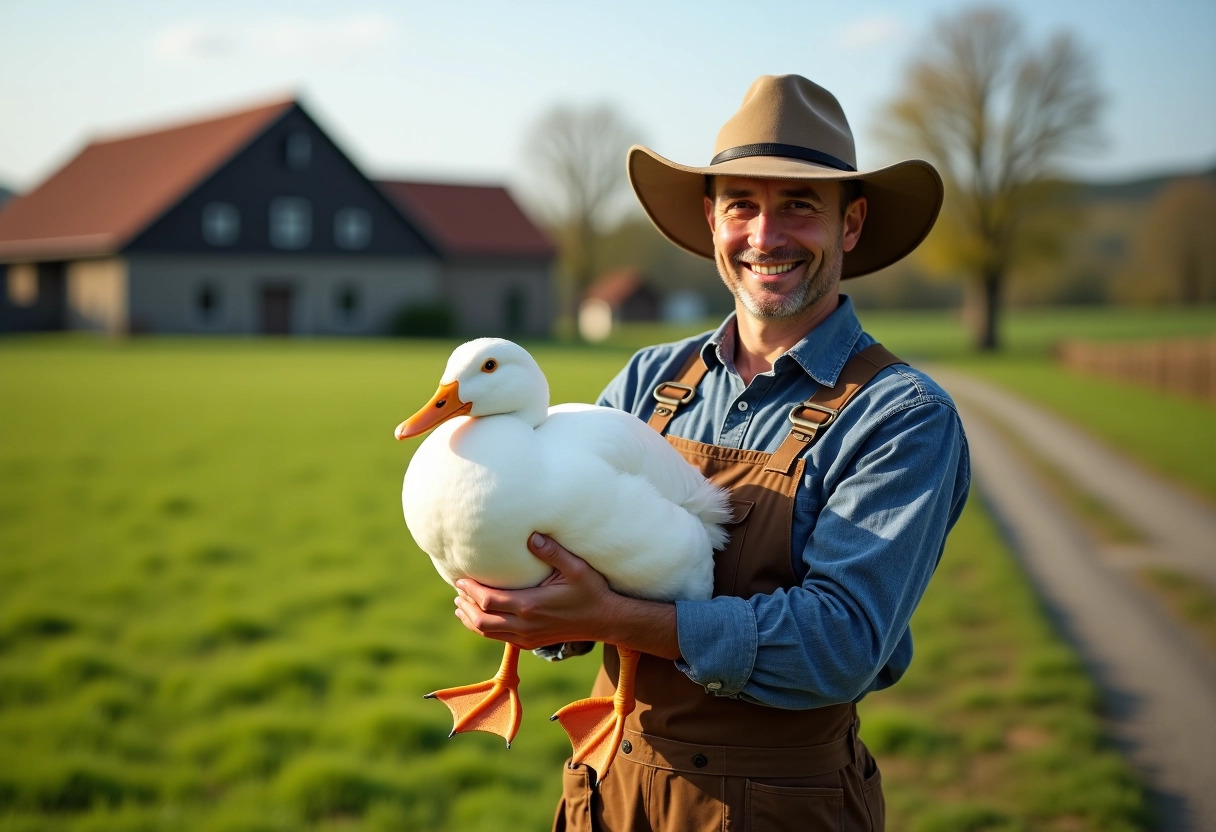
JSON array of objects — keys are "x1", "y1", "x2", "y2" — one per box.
[{"x1": 394, "y1": 380, "x2": 473, "y2": 440}]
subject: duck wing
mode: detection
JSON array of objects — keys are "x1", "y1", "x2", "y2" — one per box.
[
  {"x1": 536, "y1": 405, "x2": 730, "y2": 601},
  {"x1": 546, "y1": 404, "x2": 731, "y2": 539}
]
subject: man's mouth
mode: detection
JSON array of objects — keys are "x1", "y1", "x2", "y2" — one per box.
[{"x1": 747, "y1": 261, "x2": 799, "y2": 276}]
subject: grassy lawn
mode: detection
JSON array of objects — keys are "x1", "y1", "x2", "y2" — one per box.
[{"x1": 0, "y1": 334, "x2": 1149, "y2": 830}]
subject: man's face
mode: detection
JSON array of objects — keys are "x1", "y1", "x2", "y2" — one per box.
[{"x1": 703, "y1": 176, "x2": 865, "y2": 322}]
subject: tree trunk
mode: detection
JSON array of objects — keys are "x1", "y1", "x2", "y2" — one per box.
[{"x1": 972, "y1": 267, "x2": 1002, "y2": 351}]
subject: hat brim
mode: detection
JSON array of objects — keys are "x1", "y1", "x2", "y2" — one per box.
[{"x1": 628, "y1": 146, "x2": 944, "y2": 279}]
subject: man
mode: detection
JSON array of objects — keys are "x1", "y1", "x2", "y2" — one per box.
[{"x1": 453, "y1": 75, "x2": 971, "y2": 831}]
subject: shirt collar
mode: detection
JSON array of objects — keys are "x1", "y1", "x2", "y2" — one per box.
[{"x1": 701, "y1": 295, "x2": 864, "y2": 388}]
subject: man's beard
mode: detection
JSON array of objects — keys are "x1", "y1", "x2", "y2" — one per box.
[{"x1": 717, "y1": 230, "x2": 844, "y2": 320}]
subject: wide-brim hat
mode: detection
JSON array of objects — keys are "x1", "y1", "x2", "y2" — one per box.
[{"x1": 628, "y1": 74, "x2": 943, "y2": 279}]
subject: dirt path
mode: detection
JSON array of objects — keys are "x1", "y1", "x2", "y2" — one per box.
[{"x1": 931, "y1": 367, "x2": 1216, "y2": 832}]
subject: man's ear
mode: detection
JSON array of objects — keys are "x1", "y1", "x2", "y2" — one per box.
[
  {"x1": 842, "y1": 196, "x2": 867, "y2": 253},
  {"x1": 703, "y1": 195, "x2": 716, "y2": 233}
]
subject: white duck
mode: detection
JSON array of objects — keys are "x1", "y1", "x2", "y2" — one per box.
[{"x1": 394, "y1": 337, "x2": 730, "y2": 782}]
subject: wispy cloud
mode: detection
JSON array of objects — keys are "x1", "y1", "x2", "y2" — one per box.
[
  {"x1": 836, "y1": 14, "x2": 902, "y2": 51},
  {"x1": 150, "y1": 13, "x2": 401, "y2": 63}
]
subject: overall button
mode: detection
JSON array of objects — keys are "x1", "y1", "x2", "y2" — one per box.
[
  {"x1": 621, "y1": 740, "x2": 632, "y2": 754},
  {"x1": 737, "y1": 401, "x2": 749, "y2": 411},
  {"x1": 692, "y1": 754, "x2": 709, "y2": 768}
]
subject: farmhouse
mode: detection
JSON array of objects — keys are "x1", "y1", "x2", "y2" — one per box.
[{"x1": 0, "y1": 98, "x2": 555, "y2": 337}]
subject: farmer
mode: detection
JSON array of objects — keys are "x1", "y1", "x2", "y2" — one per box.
[{"x1": 454, "y1": 74, "x2": 971, "y2": 831}]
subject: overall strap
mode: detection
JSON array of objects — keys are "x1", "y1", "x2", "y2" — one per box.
[
  {"x1": 763, "y1": 344, "x2": 905, "y2": 475},
  {"x1": 647, "y1": 346, "x2": 709, "y2": 433}
]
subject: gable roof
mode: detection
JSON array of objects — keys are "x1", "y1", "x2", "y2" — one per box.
[
  {"x1": 376, "y1": 180, "x2": 554, "y2": 259},
  {"x1": 0, "y1": 98, "x2": 294, "y2": 261},
  {"x1": 585, "y1": 267, "x2": 657, "y2": 305}
]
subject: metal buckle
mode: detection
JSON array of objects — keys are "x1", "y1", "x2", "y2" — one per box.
[
  {"x1": 653, "y1": 382, "x2": 695, "y2": 408},
  {"x1": 788, "y1": 401, "x2": 839, "y2": 437}
]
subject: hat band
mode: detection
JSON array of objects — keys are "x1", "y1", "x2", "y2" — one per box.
[{"x1": 710, "y1": 143, "x2": 856, "y2": 172}]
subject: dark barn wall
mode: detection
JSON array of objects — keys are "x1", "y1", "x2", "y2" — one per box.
[{"x1": 129, "y1": 107, "x2": 435, "y2": 258}]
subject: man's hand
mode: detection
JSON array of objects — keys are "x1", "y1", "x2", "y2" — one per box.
[
  {"x1": 454, "y1": 533, "x2": 683, "y2": 660},
  {"x1": 453, "y1": 533, "x2": 617, "y2": 650}
]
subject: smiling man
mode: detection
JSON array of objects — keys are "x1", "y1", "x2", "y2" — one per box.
[{"x1": 453, "y1": 75, "x2": 971, "y2": 831}]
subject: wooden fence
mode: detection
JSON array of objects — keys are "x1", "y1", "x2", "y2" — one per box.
[{"x1": 1055, "y1": 337, "x2": 1216, "y2": 403}]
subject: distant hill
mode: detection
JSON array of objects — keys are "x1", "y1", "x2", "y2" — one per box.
[{"x1": 1077, "y1": 163, "x2": 1216, "y2": 203}]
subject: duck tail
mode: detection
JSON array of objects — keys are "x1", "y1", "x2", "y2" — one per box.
[{"x1": 686, "y1": 480, "x2": 732, "y2": 552}]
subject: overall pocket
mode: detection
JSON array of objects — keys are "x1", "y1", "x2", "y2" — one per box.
[
  {"x1": 554, "y1": 761, "x2": 593, "y2": 832},
  {"x1": 745, "y1": 780, "x2": 843, "y2": 831}
]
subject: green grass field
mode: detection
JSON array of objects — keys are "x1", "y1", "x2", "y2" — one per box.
[{"x1": 0, "y1": 326, "x2": 1161, "y2": 830}]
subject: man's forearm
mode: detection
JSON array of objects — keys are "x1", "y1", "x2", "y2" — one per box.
[{"x1": 599, "y1": 595, "x2": 681, "y2": 661}]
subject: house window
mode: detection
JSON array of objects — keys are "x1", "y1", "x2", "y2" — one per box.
[
  {"x1": 269, "y1": 198, "x2": 312, "y2": 249},
  {"x1": 334, "y1": 283, "x2": 360, "y2": 324},
  {"x1": 202, "y1": 202, "x2": 240, "y2": 246},
  {"x1": 334, "y1": 207, "x2": 372, "y2": 250},
  {"x1": 195, "y1": 282, "x2": 222, "y2": 325},
  {"x1": 7, "y1": 265, "x2": 38, "y2": 306},
  {"x1": 284, "y1": 133, "x2": 311, "y2": 170}
]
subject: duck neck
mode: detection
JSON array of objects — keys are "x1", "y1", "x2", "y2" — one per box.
[
  {"x1": 515, "y1": 374, "x2": 550, "y2": 428},
  {"x1": 518, "y1": 397, "x2": 548, "y2": 428}
]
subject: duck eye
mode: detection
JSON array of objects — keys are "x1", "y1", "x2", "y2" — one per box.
[{"x1": 481, "y1": 359, "x2": 497, "y2": 373}]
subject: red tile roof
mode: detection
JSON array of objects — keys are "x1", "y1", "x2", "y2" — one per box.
[
  {"x1": 586, "y1": 267, "x2": 649, "y2": 305},
  {"x1": 377, "y1": 180, "x2": 554, "y2": 259},
  {"x1": 0, "y1": 98, "x2": 294, "y2": 260}
]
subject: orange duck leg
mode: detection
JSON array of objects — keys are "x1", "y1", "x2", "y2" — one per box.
[
  {"x1": 426, "y1": 643, "x2": 523, "y2": 747},
  {"x1": 550, "y1": 646, "x2": 639, "y2": 785}
]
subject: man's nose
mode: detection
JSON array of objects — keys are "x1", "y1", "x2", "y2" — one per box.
[{"x1": 747, "y1": 211, "x2": 787, "y2": 253}]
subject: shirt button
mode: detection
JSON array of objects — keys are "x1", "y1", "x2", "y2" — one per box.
[
  {"x1": 692, "y1": 753, "x2": 709, "y2": 768},
  {"x1": 736, "y1": 401, "x2": 749, "y2": 411},
  {"x1": 706, "y1": 681, "x2": 722, "y2": 691},
  {"x1": 621, "y1": 740, "x2": 632, "y2": 754}
]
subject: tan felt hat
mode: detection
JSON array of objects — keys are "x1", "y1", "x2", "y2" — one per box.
[{"x1": 628, "y1": 74, "x2": 944, "y2": 279}]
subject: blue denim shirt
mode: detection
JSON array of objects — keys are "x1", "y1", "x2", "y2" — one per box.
[{"x1": 598, "y1": 296, "x2": 971, "y2": 709}]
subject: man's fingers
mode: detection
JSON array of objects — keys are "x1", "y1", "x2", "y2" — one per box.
[
  {"x1": 455, "y1": 594, "x2": 513, "y2": 632},
  {"x1": 454, "y1": 578, "x2": 508, "y2": 611}
]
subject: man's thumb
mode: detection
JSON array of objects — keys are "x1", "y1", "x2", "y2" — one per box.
[{"x1": 529, "y1": 532, "x2": 559, "y2": 560}]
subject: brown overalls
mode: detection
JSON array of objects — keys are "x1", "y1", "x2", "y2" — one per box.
[{"x1": 554, "y1": 344, "x2": 900, "y2": 832}]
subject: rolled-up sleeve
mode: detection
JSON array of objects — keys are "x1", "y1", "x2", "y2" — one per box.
[{"x1": 675, "y1": 396, "x2": 970, "y2": 709}]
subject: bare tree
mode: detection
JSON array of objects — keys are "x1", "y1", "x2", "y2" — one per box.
[
  {"x1": 520, "y1": 104, "x2": 642, "y2": 335},
  {"x1": 880, "y1": 6, "x2": 1103, "y2": 349}
]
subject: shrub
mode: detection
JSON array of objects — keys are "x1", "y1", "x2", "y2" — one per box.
[{"x1": 390, "y1": 302, "x2": 456, "y2": 337}]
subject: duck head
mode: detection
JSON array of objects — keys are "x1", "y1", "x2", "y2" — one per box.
[{"x1": 395, "y1": 338, "x2": 551, "y2": 439}]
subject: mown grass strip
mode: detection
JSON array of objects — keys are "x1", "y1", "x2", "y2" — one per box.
[{"x1": 1137, "y1": 568, "x2": 1216, "y2": 655}]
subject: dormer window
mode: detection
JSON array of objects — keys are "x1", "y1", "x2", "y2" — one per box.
[
  {"x1": 334, "y1": 207, "x2": 371, "y2": 250},
  {"x1": 202, "y1": 202, "x2": 240, "y2": 246},
  {"x1": 269, "y1": 198, "x2": 311, "y2": 250},
  {"x1": 284, "y1": 133, "x2": 311, "y2": 170}
]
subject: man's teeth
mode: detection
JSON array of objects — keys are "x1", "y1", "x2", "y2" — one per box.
[{"x1": 750, "y1": 262, "x2": 797, "y2": 276}]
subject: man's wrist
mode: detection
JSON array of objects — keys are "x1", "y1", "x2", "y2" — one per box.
[{"x1": 601, "y1": 595, "x2": 681, "y2": 660}]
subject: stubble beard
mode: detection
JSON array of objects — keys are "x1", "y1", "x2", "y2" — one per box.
[{"x1": 717, "y1": 229, "x2": 844, "y2": 321}]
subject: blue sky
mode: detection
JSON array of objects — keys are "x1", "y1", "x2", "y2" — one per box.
[{"x1": 2, "y1": 0, "x2": 1213, "y2": 196}]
